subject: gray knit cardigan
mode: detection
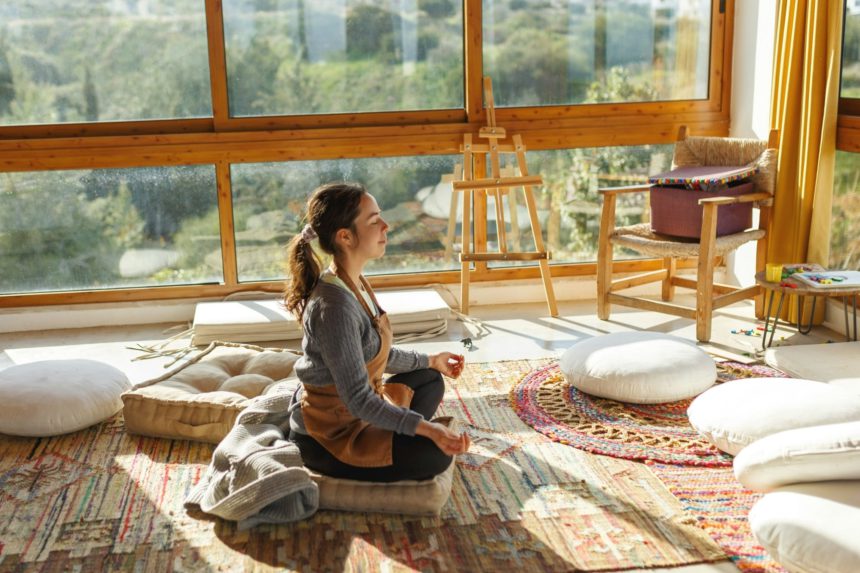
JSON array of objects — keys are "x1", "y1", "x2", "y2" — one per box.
[{"x1": 185, "y1": 387, "x2": 319, "y2": 529}]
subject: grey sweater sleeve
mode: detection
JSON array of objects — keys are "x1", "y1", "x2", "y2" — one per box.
[
  {"x1": 306, "y1": 289, "x2": 423, "y2": 436},
  {"x1": 386, "y1": 346, "x2": 429, "y2": 374}
]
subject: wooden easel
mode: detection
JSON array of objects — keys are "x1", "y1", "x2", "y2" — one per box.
[{"x1": 453, "y1": 77, "x2": 558, "y2": 316}]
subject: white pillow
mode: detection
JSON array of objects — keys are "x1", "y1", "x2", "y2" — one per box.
[
  {"x1": 687, "y1": 378, "x2": 860, "y2": 455},
  {"x1": 750, "y1": 481, "x2": 860, "y2": 573},
  {"x1": 559, "y1": 331, "x2": 716, "y2": 403},
  {"x1": 0, "y1": 360, "x2": 131, "y2": 437},
  {"x1": 734, "y1": 421, "x2": 860, "y2": 491}
]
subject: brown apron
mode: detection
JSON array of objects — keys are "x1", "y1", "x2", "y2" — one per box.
[{"x1": 300, "y1": 270, "x2": 414, "y2": 467}]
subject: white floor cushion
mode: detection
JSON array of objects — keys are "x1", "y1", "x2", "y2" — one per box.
[
  {"x1": 0, "y1": 359, "x2": 131, "y2": 437},
  {"x1": 559, "y1": 331, "x2": 716, "y2": 403},
  {"x1": 688, "y1": 378, "x2": 860, "y2": 455},
  {"x1": 733, "y1": 421, "x2": 860, "y2": 491},
  {"x1": 191, "y1": 289, "x2": 450, "y2": 345},
  {"x1": 750, "y1": 481, "x2": 860, "y2": 573},
  {"x1": 764, "y1": 341, "x2": 860, "y2": 394}
]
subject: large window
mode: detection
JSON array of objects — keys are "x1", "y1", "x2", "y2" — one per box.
[
  {"x1": 830, "y1": 151, "x2": 860, "y2": 269},
  {"x1": 0, "y1": 166, "x2": 220, "y2": 294},
  {"x1": 0, "y1": 1, "x2": 211, "y2": 125},
  {"x1": 837, "y1": 2, "x2": 860, "y2": 272},
  {"x1": 0, "y1": 1, "x2": 731, "y2": 305},
  {"x1": 222, "y1": 0, "x2": 464, "y2": 116},
  {"x1": 842, "y1": 2, "x2": 860, "y2": 97},
  {"x1": 483, "y1": 0, "x2": 712, "y2": 107}
]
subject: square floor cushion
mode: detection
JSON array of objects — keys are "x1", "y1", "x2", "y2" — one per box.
[
  {"x1": 309, "y1": 416, "x2": 460, "y2": 516},
  {"x1": 750, "y1": 481, "x2": 860, "y2": 573},
  {"x1": 0, "y1": 359, "x2": 131, "y2": 437},
  {"x1": 688, "y1": 378, "x2": 860, "y2": 456},
  {"x1": 122, "y1": 342, "x2": 300, "y2": 444},
  {"x1": 733, "y1": 421, "x2": 860, "y2": 491}
]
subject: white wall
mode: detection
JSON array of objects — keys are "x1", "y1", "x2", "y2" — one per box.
[{"x1": 727, "y1": 0, "x2": 777, "y2": 287}]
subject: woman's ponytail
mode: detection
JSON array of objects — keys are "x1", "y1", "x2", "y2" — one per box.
[{"x1": 284, "y1": 232, "x2": 321, "y2": 319}]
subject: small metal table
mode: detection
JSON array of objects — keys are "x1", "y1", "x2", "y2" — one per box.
[{"x1": 756, "y1": 270, "x2": 859, "y2": 350}]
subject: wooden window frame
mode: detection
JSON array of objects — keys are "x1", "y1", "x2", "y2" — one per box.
[{"x1": 0, "y1": 0, "x2": 733, "y2": 308}]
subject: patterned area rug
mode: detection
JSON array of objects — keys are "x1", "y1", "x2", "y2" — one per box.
[
  {"x1": 0, "y1": 359, "x2": 726, "y2": 573},
  {"x1": 510, "y1": 360, "x2": 787, "y2": 467},
  {"x1": 647, "y1": 463, "x2": 786, "y2": 573}
]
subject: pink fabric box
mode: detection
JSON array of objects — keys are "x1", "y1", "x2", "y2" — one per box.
[
  {"x1": 649, "y1": 181, "x2": 754, "y2": 239},
  {"x1": 648, "y1": 166, "x2": 757, "y2": 239}
]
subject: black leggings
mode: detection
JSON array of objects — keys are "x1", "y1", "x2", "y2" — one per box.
[{"x1": 290, "y1": 368, "x2": 453, "y2": 482}]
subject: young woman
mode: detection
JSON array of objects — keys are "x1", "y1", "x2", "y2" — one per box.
[{"x1": 284, "y1": 182, "x2": 470, "y2": 482}]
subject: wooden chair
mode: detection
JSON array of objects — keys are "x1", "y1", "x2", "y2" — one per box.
[{"x1": 596, "y1": 126, "x2": 780, "y2": 342}]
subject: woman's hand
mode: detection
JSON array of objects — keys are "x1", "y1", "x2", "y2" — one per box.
[
  {"x1": 417, "y1": 420, "x2": 471, "y2": 456},
  {"x1": 428, "y1": 352, "x2": 465, "y2": 379}
]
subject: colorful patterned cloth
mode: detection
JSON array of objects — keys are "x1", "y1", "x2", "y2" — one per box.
[
  {"x1": 648, "y1": 462, "x2": 787, "y2": 573},
  {"x1": 649, "y1": 165, "x2": 759, "y2": 191}
]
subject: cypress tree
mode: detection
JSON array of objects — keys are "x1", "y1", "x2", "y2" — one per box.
[
  {"x1": 83, "y1": 66, "x2": 98, "y2": 121},
  {"x1": 0, "y1": 39, "x2": 15, "y2": 116}
]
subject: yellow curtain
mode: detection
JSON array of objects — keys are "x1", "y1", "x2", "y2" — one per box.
[{"x1": 768, "y1": 0, "x2": 843, "y2": 322}]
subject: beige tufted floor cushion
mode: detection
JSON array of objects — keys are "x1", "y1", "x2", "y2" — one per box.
[
  {"x1": 123, "y1": 342, "x2": 300, "y2": 444},
  {"x1": 310, "y1": 461, "x2": 455, "y2": 516},
  {"x1": 309, "y1": 417, "x2": 460, "y2": 516}
]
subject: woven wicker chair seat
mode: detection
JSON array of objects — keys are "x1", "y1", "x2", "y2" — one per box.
[{"x1": 610, "y1": 223, "x2": 765, "y2": 258}]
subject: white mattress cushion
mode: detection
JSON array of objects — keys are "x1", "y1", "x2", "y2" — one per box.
[
  {"x1": 733, "y1": 421, "x2": 860, "y2": 491},
  {"x1": 0, "y1": 360, "x2": 131, "y2": 437},
  {"x1": 688, "y1": 378, "x2": 860, "y2": 455},
  {"x1": 191, "y1": 289, "x2": 450, "y2": 345},
  {"x1": 750, "y1": 481, "x2": 860, "y2": 573},
  {"x1": 764, "y1": 341, "x2": 860, "y2": 394},
  {"x1": 559, "y1": 331, "x2": 716, "y2": 403}
]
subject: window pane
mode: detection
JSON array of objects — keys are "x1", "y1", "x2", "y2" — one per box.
[
  {"x1": 0, "y1": 1, "x2": 211, "y2": 125},
  {"x1": 486, "y1": 144, "x2": 674, "y2": 267},
  {"x1": 222, "y1": 0, "x2": 464, "y2": 116},
  {"x1": 843, "y1": 3, "x2": 860, "y2": 97},
  {"x1": 231, "y1": 155, "x2": 461, "y2": 281},
  {"x1": 0, "y1": 166, "x2": 221, "y2": 294},
  {"x1": 830, "y1": 151, "x2": 860, "y2": 269},
  {"x1": 483, "y1": 0, "x2": 711, "y2": 107}
]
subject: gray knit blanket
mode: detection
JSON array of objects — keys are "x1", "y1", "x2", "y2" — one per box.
[{"x1": 184, "y1": 388, "x2": 319, "y2": 529}]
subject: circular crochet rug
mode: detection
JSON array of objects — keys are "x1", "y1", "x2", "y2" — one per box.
[{"x1": 510, "y1": 360, "x2": 786, "y2": 467}]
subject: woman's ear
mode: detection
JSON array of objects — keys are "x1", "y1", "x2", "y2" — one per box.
[{"x1": 335, "y1": 228, "x2": 353, "y2": 249}]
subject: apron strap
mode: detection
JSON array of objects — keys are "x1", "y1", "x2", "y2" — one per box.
[{"x1": 332, "y1": 267, "x2": 386, "y2": 321}]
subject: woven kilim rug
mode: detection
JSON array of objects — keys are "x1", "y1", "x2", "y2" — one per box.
[
  {"x1": 647, "y1": 463, "x2": 786, "y2": 573},
  {"x1": 0, "y1": 359, "x2": 727, "y2": 573},
  {"x1": 510, "y1": 360, "x2": 787, "y2": 467}
]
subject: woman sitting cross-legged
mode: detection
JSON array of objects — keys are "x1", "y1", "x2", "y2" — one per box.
[{"x1": 284, "y1": 181, "x2": 470, "y2": 482}]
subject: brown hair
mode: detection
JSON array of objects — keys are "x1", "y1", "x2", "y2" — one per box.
[{"x1": 284, "y1": 182, "x2": 366, "y2": 319}]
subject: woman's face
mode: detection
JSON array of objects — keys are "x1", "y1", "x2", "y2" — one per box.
[{"x1": 347, "y1": 192, "x2": 389, "y2": 261}]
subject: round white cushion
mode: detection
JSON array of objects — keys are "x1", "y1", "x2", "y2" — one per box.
[
  {"x1": 734, "y1": 421, "x2": 860, "y2": 491},
  {"x1": 688, "y1": 378, "x2": 860, "y2": 456},
  {"x1": 0, "y1": 360, "x2": 131, "y2": 437},
  {"x1": 559, "y1": 332, "x2": 716, "y2": 403},
  {"x1": 750, "y1": 482, "x2": 860, "y2": 573}
]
